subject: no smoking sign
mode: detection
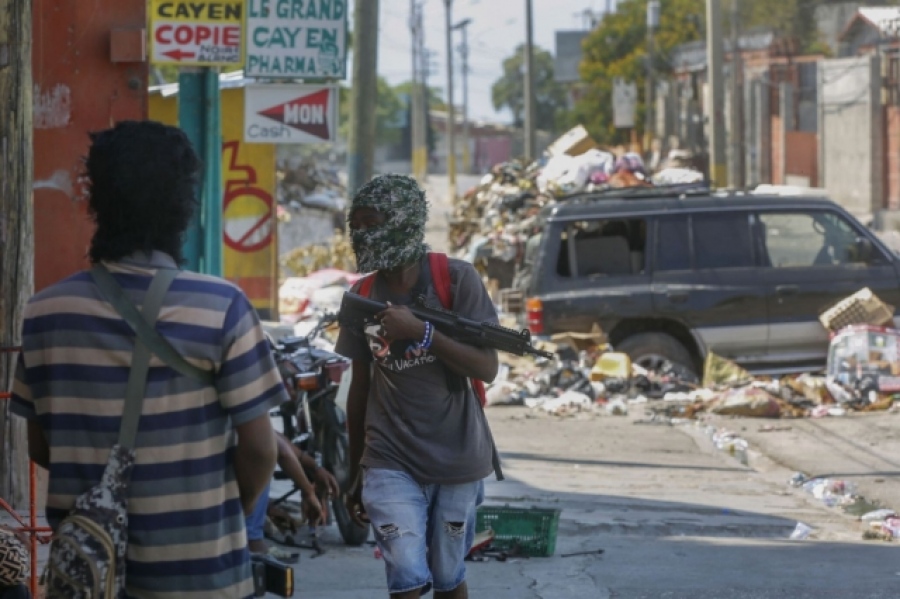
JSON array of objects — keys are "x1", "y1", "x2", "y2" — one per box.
[{"x1": 223, "y1": 186, "x2": 274, "y2": 253}]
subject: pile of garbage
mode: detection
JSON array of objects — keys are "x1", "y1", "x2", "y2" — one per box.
[
  {"x1": 448, "y1": 125, "x2": 705, "y2": 287},
  {"x1": 786, "y1": 474, "x2": 900, "y2": 542},
  {"x1": 484, "y1": 287, "x2": 900, "y2": 420},
  {"x1": 279, "y1": 231, "x2": 360, "y2": 323},
  {"x1": 277, "y1": 157, "x2": 347, "y2": 216}
]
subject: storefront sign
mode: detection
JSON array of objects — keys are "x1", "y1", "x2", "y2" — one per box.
[
  {"x1": 245, "y1": 0, "x2": 348, "y2": 78},
  {"x1": 149, "y1": 0, "x2": 245, "y2": 66},
  {"x1": 244, "y1": 84, "x2": 338, "y2": 144}
]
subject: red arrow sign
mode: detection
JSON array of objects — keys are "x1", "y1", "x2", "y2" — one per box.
[
  {"x1": 162, "y1": 49, "x2": 197, "y2": 61},
  {"x1": 257, "y1": 89, "x2": 331, "y2": 140}
]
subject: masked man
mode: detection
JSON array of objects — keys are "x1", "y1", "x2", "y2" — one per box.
[{"x1": 336, "y1": 175, "x2": 500, "y2": 599}]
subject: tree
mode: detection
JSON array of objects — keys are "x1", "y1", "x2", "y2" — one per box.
[
  {"x1": 0, "y1": 0, "x2": 34, "y2": 507},
  {"x1": 391, "y1": 81, "x2": 447, "y2": 111},
  {"x1": 337, "y1": 77, "x2": 404, "y2": 146},
  {"x1": 575, "y1": 0, "x2": 704, "y2": 145},
  {"x1": 492, "y1": 45, "x2": 568, "y2": 132}
]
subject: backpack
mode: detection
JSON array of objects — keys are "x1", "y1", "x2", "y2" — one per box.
[
  {"x1": 357, "y1": 252, "x2": 488, "y2": 406},
  {"x1": 45, "y1": 265, "x2": 213, "y2": 599}
]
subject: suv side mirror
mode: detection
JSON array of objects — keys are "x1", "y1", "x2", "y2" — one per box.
[{"x1": 854, "y1": 237, "x2": 874, "y2": 263}]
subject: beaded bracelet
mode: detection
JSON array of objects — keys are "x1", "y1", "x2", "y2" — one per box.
[{"x1": 418, "y1": 321, "x2": 434, "y2": 351}]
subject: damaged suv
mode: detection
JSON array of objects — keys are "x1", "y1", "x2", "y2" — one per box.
[{"x1": 513, "y1": 186, "x2": 900, "y2": 379}]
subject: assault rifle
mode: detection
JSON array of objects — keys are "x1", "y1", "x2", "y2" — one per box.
[{"x1": 338, "y1": 292, "x2": 554, "y2": 359}]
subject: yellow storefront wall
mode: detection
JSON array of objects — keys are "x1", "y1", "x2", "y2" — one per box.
[{"x1": 149, "y1": 87, "x2": 278, "y2": 319}]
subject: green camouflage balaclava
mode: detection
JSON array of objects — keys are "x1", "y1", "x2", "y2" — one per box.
[{"x1": 349, "y1": 174, "x2": 429, "y2": 273}]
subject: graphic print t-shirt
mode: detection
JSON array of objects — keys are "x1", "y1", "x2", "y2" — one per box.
[{"x1": 335, "y1": 258, "x2": 498, "y2": 485}]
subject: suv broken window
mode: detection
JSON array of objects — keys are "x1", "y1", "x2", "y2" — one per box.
[{"x1": 556, "y1": 218, "x2": 647, "y2": 278}]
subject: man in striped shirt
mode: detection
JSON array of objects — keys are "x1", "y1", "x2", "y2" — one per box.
[{"x1": 11, "y1": 121, "x2": 283, "y2": 598}]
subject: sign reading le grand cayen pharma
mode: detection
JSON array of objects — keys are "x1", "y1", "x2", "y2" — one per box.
[{"x1": 245, "y1": 0, "x2": 348, "y2": 79}]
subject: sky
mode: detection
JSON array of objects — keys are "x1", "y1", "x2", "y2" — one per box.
[{"x1": 372, "y1": 0, "x2": 618, "y2": 124}]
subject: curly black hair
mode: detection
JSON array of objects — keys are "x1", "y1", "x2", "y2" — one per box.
[{"x1": 86, "y1": 120, "x2": 202, "y2": 264}]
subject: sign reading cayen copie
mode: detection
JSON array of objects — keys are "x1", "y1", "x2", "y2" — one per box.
[
  {"x1": 244, "y1": 84, "x2": 339, "y2": 144},
  {"x1": 150, "y1": 0, "x2": 244, "y2": 66},
  {"x1": 245, "y1": 0, "x2": 348, "y2": 79}
]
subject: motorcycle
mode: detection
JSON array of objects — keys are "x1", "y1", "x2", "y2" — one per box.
[{"x1": 268, "y1": 314, "x2": 370, "y2": 547}]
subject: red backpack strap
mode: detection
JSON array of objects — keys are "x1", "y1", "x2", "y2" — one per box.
[
  {"x1": 428, "y1": 252, "x2": 452, "y2": 309},
  {"x1": 357, "y1": 273, "x2": 375, "y2": 297},
  {"x1": 428, "y1": 252, "x2": 488, "y2": 407}
]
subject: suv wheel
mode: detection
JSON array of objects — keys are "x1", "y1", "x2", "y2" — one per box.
[{"x1": 616, "y1": 333, "x2": 698, "y2": 383}]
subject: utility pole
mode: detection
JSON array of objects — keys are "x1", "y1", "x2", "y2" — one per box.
[
  {"x1": 348, "y1": 0, "x2": 380, "y2": 196},
  {"x1": 645, "y1": 0, "x2": 660, "y2": 154},
  {"x1": 0, "y1": 0, "x2": 34, "y2": 507},
  {"x1": 729, "y1": 0, "x2": 744, "y2": 188},
  {"x1": 443, "y1": 0, "x2": 457, "y2": 202},
  {"x1": 706, "y1": 0, "x2": 727, "y2": 187},
  {"x1": 422, "y1": 48, "x2": 437, "y2": 179},
  {"x1": 453, "y1": 18, "x2": 472, "y2": 175},
  {"x1": 523, "y1": 0, "x2": 536, "y2": 160},
  {"x1": 410, "y1": 0, "x2": 423, "y2": 181}
]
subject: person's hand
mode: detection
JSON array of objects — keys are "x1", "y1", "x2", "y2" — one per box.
[
  {"x1": 376, "y1": 302, "x2": 425, "y2": 342},
  {"x1": 302, "y1": 493, "x2": 326, "y2": 526},
  {"x1": 345, "y1": 471, "x2": 369, "y2": 527},
  {"x1": 315, "y1": 466, "x2": 340, "y2": 498}
]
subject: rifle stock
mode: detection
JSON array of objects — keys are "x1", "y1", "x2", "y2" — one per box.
[{"x1": 338, "y1": 292, "x2": 554, "y2": 359}]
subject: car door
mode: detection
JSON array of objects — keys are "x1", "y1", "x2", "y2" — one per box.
[
  {"x1": 651, "y1": 211, "x2": 769, "y2": 362},
  {"x1": 756, "y1": 209, "x2": 900, "y2": 366},
  {"x1": 538, "y1": 216, "x2": 654, "y2": 336}
]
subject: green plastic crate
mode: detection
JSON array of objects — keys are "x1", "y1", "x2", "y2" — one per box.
[{"x1": 475, "y1": 505, "x2": 561, "y2": 557}]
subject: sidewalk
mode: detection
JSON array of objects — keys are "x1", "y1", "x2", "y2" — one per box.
[{"x1": 698, "y1": 410, "x2": 900, "y2": 516}]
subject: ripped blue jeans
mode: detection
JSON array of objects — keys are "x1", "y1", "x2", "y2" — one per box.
[{"x1": 362, "y1": 468, "x2": 484, "y2": 595}]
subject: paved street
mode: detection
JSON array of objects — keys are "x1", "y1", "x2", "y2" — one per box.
[{"x1": 285, "y1": 407, "x2": 900, "y2": 598}]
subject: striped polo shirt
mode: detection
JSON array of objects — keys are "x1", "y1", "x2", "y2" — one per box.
[{"x1": 11, "y1": 251, "x2": 287, "y2": 598}]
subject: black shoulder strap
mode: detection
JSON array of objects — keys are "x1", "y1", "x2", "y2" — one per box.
[
  {"x1": 116, "y1": 268, "x2": 173, "y2": 449},
  {"x1": 91, "y1": 264, "x2": 215, "y2": 386}
]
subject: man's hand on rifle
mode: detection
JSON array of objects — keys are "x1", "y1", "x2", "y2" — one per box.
[{"x1": 376, "y1": 302, "x2": 425, "y2": 343}]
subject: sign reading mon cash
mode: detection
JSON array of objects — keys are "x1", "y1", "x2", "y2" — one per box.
[
  {"x1": 246, "y1": 0, "x2": 348, "y2": 79},
  {"x1": 244, "y1": 84, "x2": 338, "y2": 144},
  {"x1": 150, "y1": 0, "x2": 244, "y2": 66}
]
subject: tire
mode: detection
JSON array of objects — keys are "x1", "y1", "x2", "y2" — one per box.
[
  {"x1": 322, "y1": 425, "x2": 370, "y2": 546},
  {"x1": 616, "y1": 332, "x2": 699, "y2": 382}
]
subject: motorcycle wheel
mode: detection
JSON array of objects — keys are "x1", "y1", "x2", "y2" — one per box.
[
  {"x1": 326, "y1": 433, "x2": 370, "y2": 546},
  {"x1": 320, "y1": 399, "x2": 370, "y2": 546}
]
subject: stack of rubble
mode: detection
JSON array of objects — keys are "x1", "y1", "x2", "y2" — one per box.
[
  {"x1": 278, "y1": 230, "x2": 360, "y2": 325},
  {"x1": 447, "y1": 125, "x2": 705, "y2": 290},
  {"x1": 484, "y1": 287, "x2": 900, "y2": 420},
  {"x1": 277, "y1": 158, "x2": 347, "y2": 215}
]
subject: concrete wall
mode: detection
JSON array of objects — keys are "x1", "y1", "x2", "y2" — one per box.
[
  {"x1": 33, "y1": 0, "x2": 148, "y2": 291},
  {"x1": 885, "y1": 106, "x2": 900, "y2": 211},
  {"x1": 819, "y1": 55, "x2": 883, "y2": 218}
]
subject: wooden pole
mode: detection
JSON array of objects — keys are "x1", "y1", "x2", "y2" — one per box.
[{"x1": 0, "y1": 0, "x2": 34, "y2": 507}]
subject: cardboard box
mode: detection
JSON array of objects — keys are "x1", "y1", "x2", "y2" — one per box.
[
  {"x1": 546, "y1": 125, "x2": 598, "y2": 157},
  {"x1": 819, "y1": 287, "x2": 895, "y2": 332}
]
